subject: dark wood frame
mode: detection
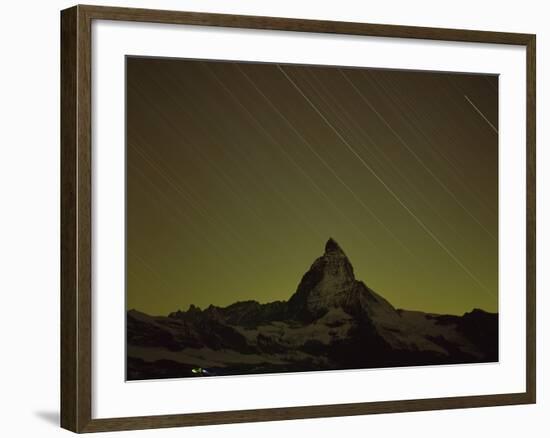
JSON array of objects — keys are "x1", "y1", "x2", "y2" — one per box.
[{"x1": 61, "y1": 4, "x2": 536, "y2": 433}]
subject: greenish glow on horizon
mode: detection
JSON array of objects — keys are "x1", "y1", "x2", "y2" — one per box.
[{"x1": 126, "y1": 58, "x2": 498, "y2": 317}]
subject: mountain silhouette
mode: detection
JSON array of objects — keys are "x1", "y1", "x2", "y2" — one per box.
[{"x1": 127, "y1": 239, "x2": 498, "y2": 380}]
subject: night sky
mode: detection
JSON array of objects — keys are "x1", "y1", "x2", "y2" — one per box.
[{"x1": 126, "y1": 57, "x2": 498, "y2": 317}]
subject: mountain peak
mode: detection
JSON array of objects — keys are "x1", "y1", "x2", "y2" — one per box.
[
  {"x1": 325, "y1": 238, "x2": 345, "y2": 256},
  {"x1": 288, "y1": 239, "x2": 357, "y2": 319}
]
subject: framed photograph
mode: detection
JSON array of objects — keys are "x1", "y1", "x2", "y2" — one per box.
[{"x1": 60, "y1": 4, "x2": 536, "y2": 433}]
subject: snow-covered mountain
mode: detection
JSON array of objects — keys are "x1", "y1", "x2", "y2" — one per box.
[{"x1": 127, "y1": 238, "x2": 498, "y2": 380}]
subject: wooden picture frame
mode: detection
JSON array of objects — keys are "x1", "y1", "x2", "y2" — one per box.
[{"x1": 61, "y1": 4, "x2": 536, "y2": 433}]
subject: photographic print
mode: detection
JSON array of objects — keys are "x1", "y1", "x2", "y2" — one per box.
[{"x1": 126, "y1": 57, "x2": 498, "y2": 381}]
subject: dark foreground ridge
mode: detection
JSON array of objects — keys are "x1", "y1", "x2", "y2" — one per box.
[{"x1": 127, "y1": 238, "x2": 498, "y2": 380}]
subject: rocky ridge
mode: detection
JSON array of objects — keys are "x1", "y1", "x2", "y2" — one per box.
[{"x1": 127, "y1": 238, "x2": 498, "y2": 380}]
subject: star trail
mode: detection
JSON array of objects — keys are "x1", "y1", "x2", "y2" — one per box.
[{"x1": 126, "y1": 57, "x2": 498, "y2": 316}]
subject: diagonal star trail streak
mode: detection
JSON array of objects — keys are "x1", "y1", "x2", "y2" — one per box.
[
  {"x1": 129, "y1": 72, "x2": 297, "y2": 257},
  {"x1": 127, "y1": 159, "x2": 250, "y2": 275},
  {"x1": 305, "y1": 69, "x2": 462, "y2": 237},
  {"x1": 368, "y1": 71, "x2": 497, "y2": 218},
  {"x1": 201, "y1": 64, "x2": 341, "y2": 243},
  {"x1": 464, "y1": 94, "x2": 499, "y2": 134},
  {"x1": 129, "y1": 253, "x2": 175, "y2": 294},
  {"x1": 126, "y1": 56, "x2": 499, "y2": 315},
  {"x1": 128, "y1": 101, "x2": 259, "y2": 259},
  {"x1": 136, "y1": 104, "x2": 324, "y2": 245},
  {"x1": 278, "y1": 65, "x2": 494, "y2": 296},
  {"x1": 131, "y1": 140, "x2": 254, "y2": 256},
  {"x1": 348, "y1": 70, "x2": 498, "y2": 242},
  {"x1": 236, "y1": 65, "x2": 422, "y2": 264},
  {"x1": 205, "y1": 64, "x2": 376, "y2": 249}
]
